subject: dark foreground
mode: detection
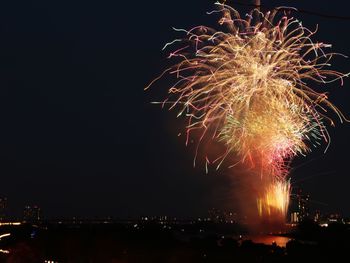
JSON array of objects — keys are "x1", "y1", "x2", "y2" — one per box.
[{"x1": 0, "y1": 220, "x2": 349, "y2": 262}]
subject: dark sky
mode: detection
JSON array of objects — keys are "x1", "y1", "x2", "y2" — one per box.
[{"x1": 0, "y1": 0, "x2": 349, "y2": 218}]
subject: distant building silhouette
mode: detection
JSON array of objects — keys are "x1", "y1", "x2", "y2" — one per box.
[
  {"x1": 297, "y1": 190, "x2": 310, "y2": 222},
  {"x1": 327, "y1": 213, "x2": 342, "y2": 223},
  {"x1": 23, "y1": 205, "x2": 41, "y2": 224},
  {"x1": 290, "y1": 211, "x2": 299, "y2": 223},
  {"x1": 314, "y1": 210, "x2": 321, "y2": 223},
  {"x1": 208, "y1": 208, "x2": 237, "y2": 223}
]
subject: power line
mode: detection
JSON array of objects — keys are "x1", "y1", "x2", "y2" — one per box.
[{"x1": 226, "y1": 0, "x2": 350, "y2": 21}]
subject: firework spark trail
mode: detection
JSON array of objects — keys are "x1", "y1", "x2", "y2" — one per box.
[{"x1": 146, "y1": 3, "x2": 348, "y2": 221}]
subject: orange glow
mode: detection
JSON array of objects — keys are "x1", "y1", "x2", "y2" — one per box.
[{"x1": 257, "y1": 180, "x2": 290, "y2": 218}]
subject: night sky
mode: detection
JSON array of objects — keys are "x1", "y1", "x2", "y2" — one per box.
[{"x1": 0, "y1": 0, "x2": 349, "y2": 218}]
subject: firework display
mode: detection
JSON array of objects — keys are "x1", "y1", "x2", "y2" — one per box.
[{"x1": 146, "y1": 3, "x2": 348, "y2": 221}]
